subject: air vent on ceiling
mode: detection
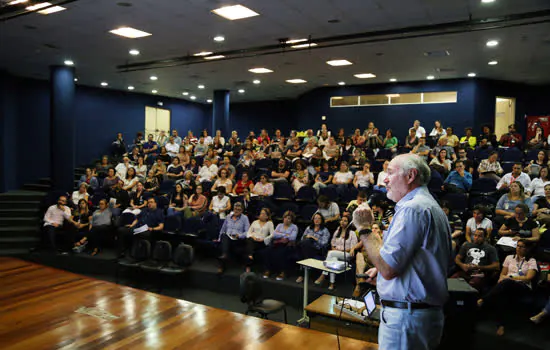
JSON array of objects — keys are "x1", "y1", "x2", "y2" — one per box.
[
  {"x1": 424, "y1": 50, "x2": 450, "y2": 57},
  {"x1": 436, "y1": 68, "x2": 456, "y2": 73}
]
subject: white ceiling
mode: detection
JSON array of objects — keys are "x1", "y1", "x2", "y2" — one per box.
[{"x1": 1, "y1": 0, "x2": 550, "y2": 103}]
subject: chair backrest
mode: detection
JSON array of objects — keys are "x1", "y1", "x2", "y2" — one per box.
[
  {"x1": 300, "y1": 204, "x2": 319, "y2": 221},
  {"x1": 441, "y1": 193, "x2": 468, "y2": 214},
  {"x1": 296, "y1": 186, "x2": 316, "y2": 202},
  {"x1": 152, "y1": 240, "x2": 172, "y2": 261},
  {"x1": 155, "y1": 195, "x2": 170, "y2": 210},
  {"x1": 277, "y1": 202, "x2": 299, "y2": 217},
  {"x1": 240, "y1": 272, "x2": 262, "y2": 304},
  {"x1": 159, "y1": 180, "x2": 176, "y2": 193},
  {"x1": 118, "y1": 212, "x2": 136, "y2": 227},
  {"x1": 500, "y1": 148, "x2": 523, "y2": 162},
  {"x1": 273, "y1": 181, "x2": 294, "y2": 200},
  {"x1": 164, "y1": 215, "x2": 181, "y2": 233},
  {"x1": 319, "y1": 186, "x2": 338, "y2": 202},
  {"x1": 173, "y1": 243, "x2": 194, "y2": 267},
  {"x1": 255, "y1": 158, "x2": 273, "y2": 170},
  {"x1": 470, "y1": 178, "x2": 498, "y2": 193},
  {"x1": 130, "y1": 239, "x2": 151, "y2": 261}
]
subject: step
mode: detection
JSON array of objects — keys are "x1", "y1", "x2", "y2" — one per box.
[
  {"x1": 0, "y1": 248, "x2": 31, "y2": 257},
  {"x1": 0, "y1": 236, "x2": 40, "y2": 250},
  {"x1": 38, "y1": 178, "x2": 52, "y2": 186},
  {"x1": 0, "y1": 209, "x2": 41, "y2": 218},
  {"x1": 0, "y1": 201, "x2": 41, "y2": 210},
  {"x1": 22, "y1": 184, "x2": 51, "y2": 192},
  {"x1": 0, "y1": 191, "x2": 47, "y2": 202},
  {"x1": 0, "y1": 217, "x2": 40, "y2": 227},
  {"x1": 0, "y1": 226, "x2": 40, "y2": 234}
]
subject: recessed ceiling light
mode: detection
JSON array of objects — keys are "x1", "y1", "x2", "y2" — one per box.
[
  {"x1": 389, "y1": 78, "x2": 397, "y2": 82},
  {"x1": 152, "y1": 90, "x2": 158, "y2": 94},
  {"x1": 488, "y1": 60, "x2": 498, "y2": 65},
  {"x1": 468, "y1": 72, "x2": 477, "y2": 77},
  {"x1": 64, "y1": 60, "x2": 74, "y2": 66},
  {"x1": 110, "y1": 27, "x2": 152, "y2": 39},
  {"x1": 213, "y1": 36, "x2": 225, "y2": 42},
  {"x1": 486, "y1": 40, "x2": 499, "y2": 47},
  {"x1": 253, "y1": 79, "x2": 261, "y2": 84},
  {"x1": 204, "y1": 55, "x2": 225, "y2": 60},
  {"x1": 327, "y1": 59, "x2": 353, "y2": 66},
  {"x1": 427, "y1": 75, "x2": 435, "y2": 80},
  {"x1": 285, "y1": 38, "x2": 308, "y2": 44},
  {"x1": 190, "y1": 96, "x2": 197, "y2": 100},
  {"x1": 101, "y1": 82, "x2": 108, "y2": 86},
  {"x1": 286, "y1": 79, "x2": 307, "y2": 84},
  {"x1": 150, "y1": 76, "x2": 158, "y2": 81},
  {"x1": 194, "y1": 51, "x2": 213, "y2": 57},
  {"x1": 354, "y1": 73, "x2": 376, "y2": 79},
  {"x1": 38, "y1": 5, "x2": 65, "y2": 14},
  {"x1": 198, "y1": 85, "x2": 205, "y2": 89},
  {"x1": 26, "y1": 2, "x2": 50, "y2": 11},
  {"x1": 249, "y1": 67, "x2": 273, "y2": 74},
  {"x1": 238, "y1": 89, "x2": 245, "y2": 93},
  {"x1": 8, "y1": 0, "x2": 29, "y2": 5},
  {"x1": 73, "y1": 78, "x2": 78, "y2": 82},
  {"x1": 129, "y1": 49, "x2": 140, "y2": 55},
  {"x1": 338, "y1": 82, "x2": 346, "y2": 86},
  {"x1": 182, "y1": 92, "x2": 189, "y2": 96},
  {"x1": 212, "y1": 4, "x2": 259, "y2": 20},
  {"x1": 291, "y1": 43, "x2": 317, "y2": 49},
  {"x1": 128, "y1": 86, "x2": 135, "y2": 90},
  {"x1": 481, "y1": 0, "x2": 495, "y2": 3},
  {"x1": 207, "y1": 99, "x2": 212, "y2": 103}
]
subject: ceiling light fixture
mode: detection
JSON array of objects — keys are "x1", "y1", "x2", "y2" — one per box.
[
  {"x1": 481, "y1": 0, "x2": 495, "y2": 3},
  {"x1": 213, "y1": 36, "x2": 225, "y2": 42},
  {"x1": 286, "y1": 79, "x2": 307, "y2": 84},
  {"x1": 327, "y1": 59, "x2": 353, "y2": 66},
  {"x1": 8, "y1": 0, "x2": 29, "y2": 5},
  {"x1": 486, "y1": 40, "x2": 499, "y2": 47},
  {"x1": 285, "y1": 38, "x2": 308, "y2": 44},
  {"x1": 190, "y1": 96, "x2": 197, "y2": 100},
  {"x1": 249, "y1": 67, "x2": 273, "y2": 74},
  {"x1": 238, "y1": 89, "x2": 245, "y2": 93},
  {"x1": 212, "y1": 4, "x2": 259, "y2": 20},
  {"x1": 109, "y1": 27, "x2": 152, "y2": 39},
  {"x1": 101, "y1": 82, "x2": 108, "y2": 86},
  {"x1": 253, "y1": 80, "x2": 261, "y2": 84},
  {"x1": 194, "y1": 51, "x2": 213, "y2": 57},
  {"x1": 182, "y1": 92, "x2": 189, "y2": 96},
  {"x1": 26, "y1": 2, "x2": 50, "y2": 11},
  {"x1": 204, "y1": 55, "x2": 225, "y2": 60},
  {"x1": 73, "y1": 78, "x2": 78, "y2": 82},
  {"x1": 386, "y1": 94, "x2": 400, "y2": 98},
  {"x1": 354, "y1": 73, "x2": 376, "y2": 79},
  {"x1": 338, "y1": 82, "x2": 346, "y2": 86},
  {"x1": 152, "y1": 90, "x2": 158, "y2": 94},
  {"x1": 198, "y1": 85, "x2": 205, "y2": 89},
  {"x1": 207, "y1": 99, "x2": 212, "y2": 103},
  {"x1": 38, "y1": 5, "x2": 65, "y2": 14},
  {"x1": 150, "y1": 76, "x2": 158, "y2": 80},
  {"x1": 468, "y1": 72, "x2": 477, "y2": 77},
  {"x1": 291, "y1": 43, "x2": 317, "y2": 49},
  {"x1": 389, "y1": 78, "x2": 397, "y2": 82},
  {"x1": 129, "y1": 49, "x2": 140, "y2": 55},
  {"x1": 64, "y1": 60, "x2": 74, "y2": 66},
  {"x1": 427, "y1": 75, "x2": 435, "y2": 80},
  {"x1": 128, "y1": 86, "x2": 135, "y2": 90},
  {"x1": 488, "y1": 60, "x2": 498, "y2": 65}
]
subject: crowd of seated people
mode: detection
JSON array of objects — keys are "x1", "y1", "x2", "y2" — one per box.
[{"x1": 41, "y1": 121, "x2": 550, "y2": 334}]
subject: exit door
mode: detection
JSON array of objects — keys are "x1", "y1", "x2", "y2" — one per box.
[
  {"x1": 145, "y1": 106, "x2": 171, "y2": 138},
  {"x1": 494, "y1": 97, "x2": 516, "y2": 139}
]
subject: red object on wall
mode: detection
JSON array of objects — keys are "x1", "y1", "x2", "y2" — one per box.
[{"x1": 526, "y1": 116, "x2": 550, "y2": 139}]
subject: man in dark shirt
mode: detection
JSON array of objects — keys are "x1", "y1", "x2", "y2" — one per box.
[
  {"x1": 271, "y1": 158, "x2": 290, "y2": 182},
  {"x1": 143, "y1": 134, "x2": 159, "y2": 158},
  {"x1": 109, "y1": 180, "x2": 130, "y2": 216},
  {"x1": 499, "y1": 124, "x2": 522, "y2": 148},
  {"x1": 452, "y1": 228, "x2": 499, "y2": 291}
]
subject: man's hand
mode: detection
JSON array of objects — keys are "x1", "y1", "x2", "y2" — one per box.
[{"x1": 365, "y1": 267, "x2": 378, "y2": 284}]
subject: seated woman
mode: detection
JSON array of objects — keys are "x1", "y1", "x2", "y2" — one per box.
[
  {"x1": 185, "y1": 158, "x2": 199, "y2": 176},
  {"x1": 217, "y1": 202, "x2": 251, "y2": 274},
  {"x1": 204, "y1": 148, "x2": 219, "y2": 165},
  {"x1": 183, "y1": 184, "x2": 208, "y2": 219},
  {"x1": 495, "y1": 181, "x2": 532, "y2": 228},
  {"x1": 525, "y1": 151, "x2": 547, "y2": 178},
  {"x1": 87, "y1": 198, "x2": 113, "y2": 256},
  {"x1": 383, "y1": 129, "x2": 398, "y2": 153},
  {"x1": 478, "y1": 151, "x2": 503, "y2": 181},
  {"x1": 252, "y1": 174, "x2": 274, "y2": 197},
  {"x1": 353, "y1": 162, "x2": 374, "y2": 192},
  {"x1": 245, "y1": 208, "x2": 274, "y2": 272},
  {"x1": 143, "y1": 170, "x2": 159, "y2": 193},
  {"x1": 497, "y1": 203, "x2": 540, "y2": 259},
  {"x1": 314, "y1": 216, "x2": 358, "y2": 290},
  {"x1": 209, "y1": 187, "x2": 231, "y2": 219},
  {"x1": 263, "y1": 211, "x2": 299, "y2": 280},
  {"x1": 95, "y1": 155, "x2": 111, "y2": 179},
  {"x1": 167, "y1": 183, "x2": 188, "y2": 217},
  {"x1": 212, "y1": 168, "x2": 233, "y2": 194},
  {"x1": 286, "y1": 139, "x2": 303, "y2": 162},
  {"x1": 296, "y1": 213, "x2": 330, "y2": 283},
  {"x1": 313, "y1": 161, "x2": 334, "y2": 194},
  {"x1": 71, "y1": 199, "x2": 91, "y2": 253},
  {"x1": 165, "y1": 157, "x2": 184, "y2": 181},
  {"x1": 528, "y1": 166, "x2": 550, "y2": 199},
  {"x1": 429, "y1": 149, "x2": 452, "y2": 177},
  {"x1": 318, "y1": 130, "x2": 330, "y2": 148},
  {"x1": 340, "y1": 137, "x2": 355, "y2": 162},
  {"x1": 134, "y1": 156, "x2": 148, "y2": 180},
  {"x1": 157, "y1": 146, "x2": 172, "y2": 165},
  {"x1": 330, "y1": 161, "x2": 354, "y2": 197},
  {"x1": 322, "y1": 137, "x2": 340, "y2": 167},
  {"x1": 533, "y1": 183, "x2": 550, "y2": 226},
  {"x1": 232, "y1": 172, "x2": 254, "y2": 196},
  {"x1": 291, "y1": 160, "x2": 309, "y2": 194},
  {"x1": 177, "y1": 146, "x2": 190, "y2": 167},
  {"x1": 151, "y1": 158, "x2": 167, "y2": 182},
  {"x1": 302, "y1": 138, "x2": 318, "y2": 161},
  {"x1": 477, "y1": 240, "x2": 538, "y2": 336},
  {"x1": 352, "y1": 128, "x2": 365, "y2": 148},
  {"x1": 78, "y1": 168, "x2": 99, "y2": 192},
  {"x1": 238, "y1": 150, "x2": 255, "y2": 171},
  {"x1": 527, "y1": 125, "x2": 545, "y2": 150},
  {"x1": 404, "y1": 128, "x2": 418, "y2": 150},
  {"x1": 465, "y1": 205, "x2": 493, "y2": 243},
  {"x1": 123, "y1": 182, "x2": 147, "y2": 215},
  {"x1": 72, "y1": 183, "x2": 89, "y2": 207},
  {"x1": 128, "y1": 147, "x2": 141, "y2": 163},
  {"x1": 349, "y1": 148, "x2": 366, "y2": 172},
  {"x1": 459, "y1": 127, "x2": 477, "y2": 150},
  {"x1": 374, "y1": 160, "x2": 390, "y2": 193},
  {"x1": 102, "y1": 168, "x2": 120, "y2": 191},
  {"x1": 122, "y1": 167, "x2": 139, "y2": 192}
]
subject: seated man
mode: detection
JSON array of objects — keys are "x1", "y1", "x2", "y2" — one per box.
[
  {"x1": 430, "y1": 137, "x2": 456, "y2": 161},
  {"x1": 345, "y1": 191, "x2": 368, "y2": 217},
  {"x1": 142, "y1": 134, "x2": 159, "y2": 159},
  {"x1": 194, "y1": 137, "x2": 208, "y2": 157},
  {"x1": 452, "y1": 228, "x2": 499, "y2": 291},
  {"x1": 116, "y1": 197, "x2": 165, "y2": 256},
  {"x1": 108, "y1": 180, "x2": 130, "y2": 216},
  {"x1": 455, "y1": 148, "x2": 474, "y2": 174},
  {"x1": 410, "y1": 136, "x2": 431, "y2": 162},
  {"x1": 316, "y1": 195, "x2": 341, "y2": 225},
  {"x1": 197, "y1": 158, "x2": 218, "y2": 183},
  {"x1": 217, "y1": 202, "x2": 250, "y2": 274},
  {"x1": 499, "y1": 123, "x2": 522, "y2": 148},
  {"x1": 165, "y1": 136, "x2": 179, "y2": 158},
  {"x1": 111, "y1": 132, "x2": 127, "y2": 158},
  {"x1": 443, "y1": 160, "x2": 472, "y2": 193},
  {"x1": 42, "y1": 195, "x2": 74, "y2": 252},
  {"x1": 496, "y1": 162, "x2": 531, "y2": 192}
]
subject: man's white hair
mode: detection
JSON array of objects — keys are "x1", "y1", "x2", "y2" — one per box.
[
  {"x1": 393, "y1": 154, "x2": 431, "y2": 186},
  {"x1": 352, "y1": 204, "x2": 374, "y2": 230}
]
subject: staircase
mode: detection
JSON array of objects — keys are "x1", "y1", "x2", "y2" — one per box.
[{"x1": 0, "y1": 178, "x2": 51, "y2": 256}]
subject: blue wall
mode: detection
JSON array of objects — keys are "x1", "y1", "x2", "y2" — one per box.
[
  {"x1": 0, "y1": 73, "x2": 19, "y2": 192},
  {"x1": 228, "y1": 100, "x2": 297, "y2": 137}
]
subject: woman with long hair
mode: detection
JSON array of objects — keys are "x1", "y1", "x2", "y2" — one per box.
[
  {"x1": 296, "y1": 213, "x2": 330, "y2": 283},
  {"x1": 291, "y1": 160, "x2": 309, "y2": 194},
  {"x1": 71, "y1": 199, "x2": 91, "y2": 253},
  {"x1": 165, "y1": 157, "x2": 185, "y2": 181},
  {"x1": 213, "y1": 168, "x2": 233, "y2": 193},
  {"x1": 429, "y1": 149, "x2": 452, "y2": 176},
  {"x1": 134, "y1": 156, "x2": 147, "y2": 179},
  {"x1": 495, "y1": 181, "x2": 531, "y2": 228},
  {"x1": 263, "y1": 211, "x2": 299, "y2": 280},
  {"x1": 429, "y1": 120, "x2": 446, "y2": 146},
  {"x1": 123, "y1": 182, "x2": 147, "y2": 215},
  {"x1": 525, "y1": 151, "x2": 548, "y2": 178},
  {"x1": 245, "y1": 208, "x2": 274, "y2": 272},
  {"x1": 528, "y1": 165, "x2": 550, "y2": 198},
  {"x1": 122, "y1": 167, "x2": 139, "y2": 192},
  {"x1": 183, "y1": 184, "x2": 208, "y2": 219},
  {"x1": 167, "y1": 183, "x2": 188, "y2": 217}
]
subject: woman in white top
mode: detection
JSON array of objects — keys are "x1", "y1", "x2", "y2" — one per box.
[
  {"x1": 252, "y1": 174, "x2": 274, "y2": 197},
  {"x1": 245, "y1": 208, "x2": 274, "y2": 272},
  {"x1": 429, "y1": 149, "x2": 452, "y2": 176},
  {"x1": 429, "y1": 120, "x2": 446, "y2": 145},
  {"x1": 331, "y1": 161, "x2": 354, "y2": 196},
  {"x1": 465, "y1": 206, "x2": 493, "y2": 242},
  {"x1": 528, "y1": 166, "x2": 550, "y2": 198},
  {"x1": 318, "y1": 130, "x2": 330, "y2": 148},
  {"x1": 134, "y1": 156, "x2": 147, "y2": 179},
  {"x1": 209, "y1": 187, "x2": 231, "y2": 219},
  {"x1": 72, "y1": 183, "x2": 89, "y2": 206},
  {"x1": 212, "y1": 168, "x2": 233, "y2": 193},
  {"x1": 374, "y1": 160, "x2": 390, "y2": 193},
  {"x1": 302, "y1": 138, "x2": 318, "y2": 160},
  {"x1": 353, "y1": 162, "x2": 375, "y2": 190},
  {"x1": 122, "y1": 167, "x2": 139, "y2": 192}
]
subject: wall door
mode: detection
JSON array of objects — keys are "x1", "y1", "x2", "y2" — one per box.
[
  {"x1": 494, "y1": 97, "x2": 515, "y2": 139},
  {"x1": 145, "y1": 106, "x2": 171, "y2": 137}
]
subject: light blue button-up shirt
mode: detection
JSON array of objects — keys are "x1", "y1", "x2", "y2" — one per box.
[{"x1": 377, "y1": 186, "x2": 452, "y2": 306}]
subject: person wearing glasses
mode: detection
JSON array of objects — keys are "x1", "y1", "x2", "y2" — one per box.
[
  {"x1": 442, "y1": 160, "x2": 472, "y2": 194},
  {"x1": 42, "y1": 195, "x2": 76, "y2": 253},
  {"x1": 477, "y1": 240, "x2": 538, "y2": 336}
]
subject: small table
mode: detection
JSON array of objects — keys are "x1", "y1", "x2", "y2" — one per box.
[
  {"x1": 296, "y1": 258, "x2": 352, "y2": 324},
  {"x1": 306, "y1": 294, "x2": 380, "y2": 343}
]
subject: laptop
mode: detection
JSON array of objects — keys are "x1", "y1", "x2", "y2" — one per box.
[{"x1": 363, "y1": 290, "x2": 380, "y2": 320}]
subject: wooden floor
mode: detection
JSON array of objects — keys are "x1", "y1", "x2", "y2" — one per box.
[{"x1": 0, "y1": 258, "x2": 377, "y2": 349}]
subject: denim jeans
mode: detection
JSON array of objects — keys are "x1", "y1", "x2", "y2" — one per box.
[{"x1": 378, "y1": 305, "x2": 444, "y2": 350}]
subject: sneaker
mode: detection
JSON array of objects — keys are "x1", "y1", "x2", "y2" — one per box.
[
  {"x1": 276, "y1": 272, "x2": 285, "y2": 281},
  {"x1": 296, "y1": 276, "x2": 304, "y2": 284},
  {"x1": 262, "y1": 271, "x2": 270, "y2": 279}
]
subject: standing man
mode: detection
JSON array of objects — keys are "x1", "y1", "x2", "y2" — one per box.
[{"x1": 354, "y1": 154, "x2": 452, "y2": 350}]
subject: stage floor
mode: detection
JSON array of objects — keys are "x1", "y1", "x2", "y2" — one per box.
[{"x1": 0, "y1": 258, "x2": 377, "y2": 349}]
